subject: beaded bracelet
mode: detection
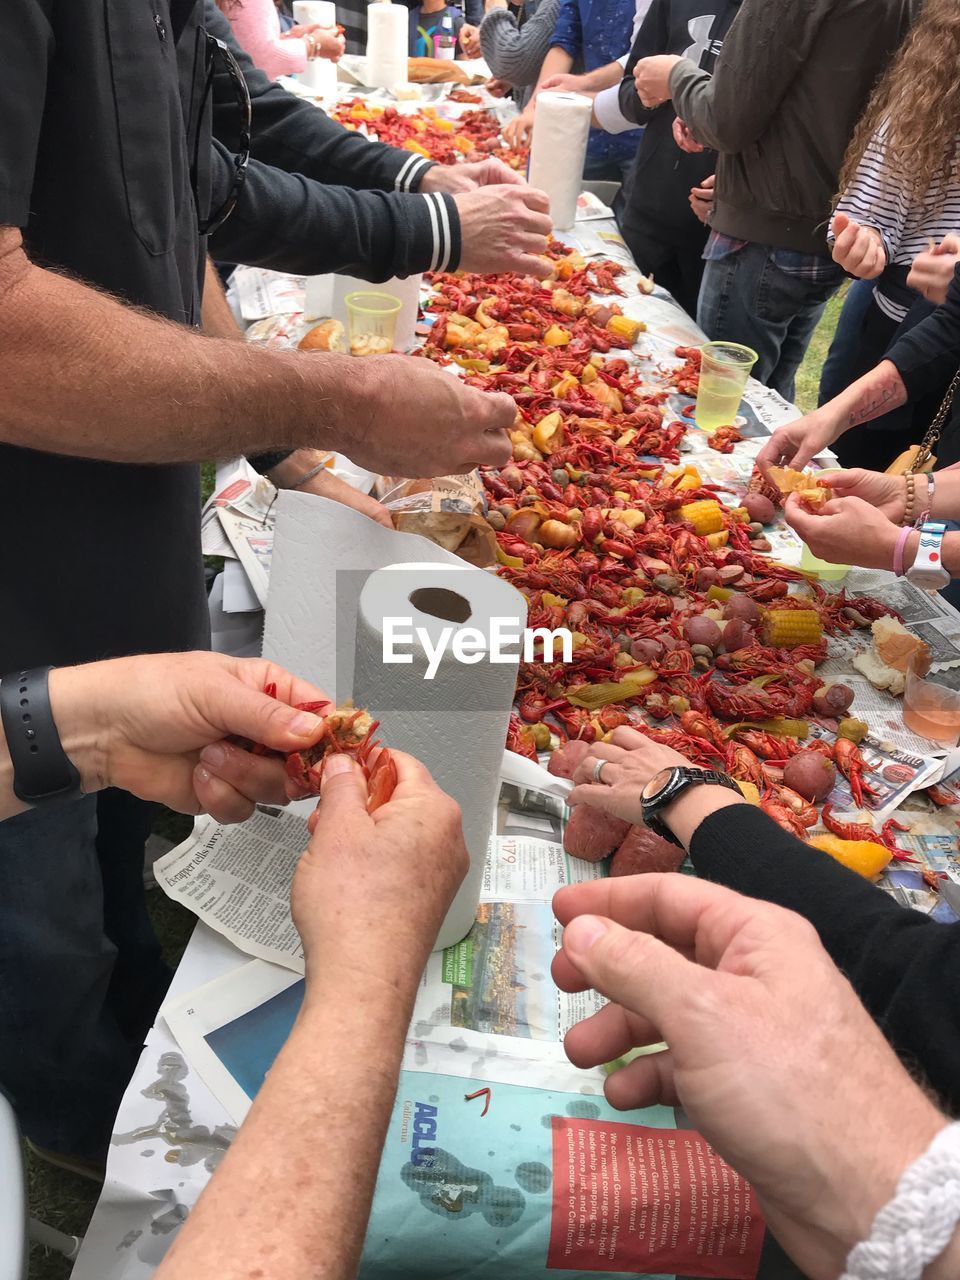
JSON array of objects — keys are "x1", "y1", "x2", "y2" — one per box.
[{"x1": 904, "y1": 473, "x2": 917, "y2": 526}]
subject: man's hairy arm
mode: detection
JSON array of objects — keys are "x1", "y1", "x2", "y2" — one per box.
[{"x1": 0, "y1": 228, "x2": 349, "y2": 464}]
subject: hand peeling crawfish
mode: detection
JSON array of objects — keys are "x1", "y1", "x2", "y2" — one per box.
[{"x1": 257, "y1": 685, "x2": 398, "y2": 813}]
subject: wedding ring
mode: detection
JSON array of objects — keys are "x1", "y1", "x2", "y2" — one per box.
[{"x1": 591, "y1": 758, "x2": 608, "y2": 785}]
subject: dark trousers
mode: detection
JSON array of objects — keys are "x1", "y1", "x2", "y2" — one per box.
[
  {"x1": 820, "y1": 283, "x2": 938, "y2": 472},
  {"x1": 619, "y1": 227, "x2": 705, "y2": 319},
  {"x1": 0, "y1": 789, "x2": 169, "y2": 1160}
]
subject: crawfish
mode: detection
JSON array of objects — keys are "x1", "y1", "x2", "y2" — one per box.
[
  {"x1": 550, "y1": 705, "x2": 597, "y2": 742},
  {"x1": 765, "y1": 783, "x2": 818, "y2": 828},
  {"x1": 726, "y1": 743, "x2": 766, "y2": 786},
  {"x1": 732, "y1": 729, "x2": 795, "y2": 760},
  {"x1": 708, "y1": 424, "x2": 744, "y2": 454},
  {"x1": 284, "y1": 702, "x2": 397, "y2": 813},
  {"x1": 705, "y1": 678, "x2": 813, "y2": 723},
  {"x1": 642, "y1": 726, "x2": 727, "y2": 768},
  {"x1": 679, "y1": 710, "x2": 728, "y2": 750},
  {"x1": 760, "y1": 795, "x2": 809, "y2": 839},
  {"x1": 821, "y1": 805, "x2": 916, "y2": 861},
  {"x1": 506, "y1": 713, "x2": 539, "y2": 760},
  {"x1": 833, "y1": 737, "x2": 881, "y2": 808}
]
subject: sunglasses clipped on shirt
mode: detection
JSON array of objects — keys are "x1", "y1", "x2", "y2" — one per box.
[{"x1": 194, "y1": 32, "x2": 252, "y2": 237}]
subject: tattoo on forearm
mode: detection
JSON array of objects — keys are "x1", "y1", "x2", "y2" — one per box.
[{"x1": 846, "y1": 374, "x2": 906, "y2": 427}]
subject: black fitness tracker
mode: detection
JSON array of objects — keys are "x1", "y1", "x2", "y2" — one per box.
[
  {"x1": 640, "y1": 766, "x2": 741, "y2": 846},
  {"x1": 0, "y1": 666, "x2": 82, "y2": 805}
]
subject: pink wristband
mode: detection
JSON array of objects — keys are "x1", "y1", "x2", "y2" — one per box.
[{"x1": 893, "y1": 525, "x2": 912, "y2": 577}]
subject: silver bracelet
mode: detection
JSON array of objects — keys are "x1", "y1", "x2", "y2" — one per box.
[
  {"x1": 841, "y1": 1121, "x2": 960, "y2": 1280},
  {"x1": 288, "y1": 460, "x2": 329, "y2": 490},
  {"x1": 928, "y1": 471, "x2": 936, "y2": 514}
]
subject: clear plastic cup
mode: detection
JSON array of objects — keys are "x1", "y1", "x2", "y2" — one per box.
[
  {"x1": 798, "y1": 469, "x2": 849, "y2": 582},
  {"x1": 694, "y1": 341, "x2": 759, "y2": 433},
  {"x1": 344, "y1": 291, "x2": 402, "y2": 356},
  {"x1": 903, "y1": 652, "x2": 960, "y2": 745}
]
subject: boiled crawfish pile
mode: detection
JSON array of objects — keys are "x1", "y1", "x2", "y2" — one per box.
[
  {"x1": 331, "y1": 100, "x2": 526, "y2": 168},
  {"x1": 412, "y1": 243, "x2": 903, "y2": 844}
]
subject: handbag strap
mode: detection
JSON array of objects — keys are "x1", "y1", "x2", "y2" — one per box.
[{"x1": 910, "y1": 363, "x2": 960, "y2": 472}]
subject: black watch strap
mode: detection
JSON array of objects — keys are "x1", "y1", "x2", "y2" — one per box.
[
  {"x1": 642, "y1": 767, "x2": 741, "y2": 846},
  {"x1": 0, "y1": 667, "x2": 82, "y2": 804}
]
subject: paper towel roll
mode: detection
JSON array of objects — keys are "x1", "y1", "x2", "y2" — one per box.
[
  {"x1": 366, "y1": 1, "x2": 407, "y2": 89},
  {"x1": 291, "y1": 2, "x2": 340, "y2": 98},
  {"x1": 293, "y1": 0, "x2": 336, "y2": 23},
  {"x1": 299, "y1": 55, "x2": 340, "y2": 98},
  {"x1": 527, "y1": 90, "x2": 592, "y2": 231},
  {"x1": 352, "y1": 562, "x2": 527, "y2": 950}
]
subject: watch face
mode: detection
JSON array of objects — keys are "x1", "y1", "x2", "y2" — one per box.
[{"x1": 642, "y1": 767, "x2": 674, "y2": 802}]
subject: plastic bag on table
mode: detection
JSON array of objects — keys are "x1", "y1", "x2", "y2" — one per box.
[{"x1": 376, "y1": 472, "x2": 498, "y2": 567}]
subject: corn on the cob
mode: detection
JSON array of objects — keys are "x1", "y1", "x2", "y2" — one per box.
[
  {"x1": 763, "y1": 609, "x2": 822, "y2": 647},
  {"x1": 679, "y1": 499, "x2": 725, "y2": 536},
  {"x1": 606, "y1": 314, "x2": 645, "y2": 343}
]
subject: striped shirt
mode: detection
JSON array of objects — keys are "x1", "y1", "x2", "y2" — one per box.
[{"x1": 835, "y1": 120, "x2": 960, "y2": 321}]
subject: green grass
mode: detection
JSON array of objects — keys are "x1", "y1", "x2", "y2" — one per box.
[
  {"x1": 793, "y1": 282, "x2": 848, "y2": 414},
  {"x1": 24, "y1": 304, "x2": 846, "y2": 1277}
]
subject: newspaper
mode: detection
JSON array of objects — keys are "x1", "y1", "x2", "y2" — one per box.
[
  {"x1": 163, "y1": 958, "x2": 766, "y2": 1279},
  {"x1": 231, "y1": 265, "x2": 307, "y2": 321},
  {"x1": 801, "y1": 721, "x2": 941, "y2": 821},
  {"x1": 153, "y1": 807, "x2": 310, "y2": 972},
  {"x1": 160, "y1": 764, "x2": 773, "y2": 1280}
]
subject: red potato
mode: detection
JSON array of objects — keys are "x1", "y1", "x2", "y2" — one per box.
[
  {"x1": 563, "y1": 805, "x2": 631, "y2": 862},
  {"x1": 683, "y1": 616, "x2": 722, "y2": 650},
  {"x1": 610, "y1": 823, "x2": 685, "y2": 876},
  {"x1": 548, "y1": 739, "x2": 592, "y2": 780},
  {"x1": 722, "y1": 593, "x2": 761, "y2": 624},
  {"x1": 722, "y1": 618, "x2": 754, "y2": 652},
  {"x1": 742, "y1": 492, "x2": 777, "y2": 525},
  {"x1": 629, "y1": 637, "x2": 663, "y2": 663},
  {"x1": 782, "y1": 749, "x2": 837, "y2": 803},
  {"x1": 812, "y1": 683, "x2": 855, "y2": 718},
  {"x1": 696, "y1": 566, "x2": 719, "y2": 590}
]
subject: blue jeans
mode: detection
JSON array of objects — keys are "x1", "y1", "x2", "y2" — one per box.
[
  {"x1": 818, "y1": 277, "x2": 876, "y2": 405},
  {"x1": 0, "y1": 790, "x2": 169, "y2": 1160},
  {"x1": 697, "y1": 243, "x2": 845, "y2": 402}
]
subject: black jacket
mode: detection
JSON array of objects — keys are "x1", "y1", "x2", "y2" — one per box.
[
  {"x1": 887, "y1": 265, "x2": 960, "y2": 470},
  {"x1": 206, "y1": 2, "x2": 460, "y2": 282},
  {"x1": 618, "y1": 0, "x2": 740, "y2": 250},
  {"x1": 692, "y1": 805, "x2": 960, "y2": 1113}
]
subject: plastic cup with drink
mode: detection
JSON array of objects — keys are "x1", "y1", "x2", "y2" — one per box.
[
  {"x1": 345, "y1": 291, "x2": 402, "y2": 356},
  {"x1": 903, "y1": 651, "x2": 960, "y2": 746},
  {"x1": 694, "y1": 341, "x2": 758, "y2": 434}
]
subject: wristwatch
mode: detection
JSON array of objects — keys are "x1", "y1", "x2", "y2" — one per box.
[
  {"x1": 0, "y1": 667, "x2": 82, "y2": 805},
  {"x1": 906, "y1": 521, "x2": 951, "y2": 593},
  {"x1": 640, "y1": 766, "x2": 741, "y2": 846}
]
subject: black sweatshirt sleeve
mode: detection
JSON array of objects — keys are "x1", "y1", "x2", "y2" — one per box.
[
  {"x1": 207, "y1": 2, "x2": 435, "y2": 194},
  {"x1": 690, "y1": 804, "x2": 960, "y2": 1114},
  {"x1": 205, "y1": 3, "x2": 460, "y2": 277},
  {"x1": 617, "y1": 0, "x2": 671, "y2": 129},
  {"x1": 207, "y1": 140, "x2": 459, "y2": 280},
  {"x1": 887, "y1": 265, "x2": 960, "y2": 404}
]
